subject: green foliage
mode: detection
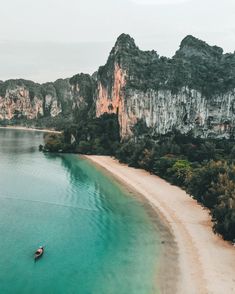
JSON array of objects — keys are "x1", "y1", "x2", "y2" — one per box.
[
  {"x1": 53, "y1": 79, "x2": 72, "y2": 114},
  {"x1": 211, "y1": 172, "x2": 235, "y2": 241},
  {"x1": 138, "y1": 148, "x2": 155, "y2": 171},
  {"x1": 75, "y1": 113, "x2": 120, "y2": 155},
  {"x1": 40, "y1": 113, "x2": 120, "y2": 155},
  {"x1": 187, "y1": 161, "x2": 228, "y2": 208},
  {"x1": 152, "y1": 156, "x2": 177, "y2": 178},
  {"x1": 0, "y1": 79, "x2": 42, "y2": 99},
  {"x1": 43, "y1": 133, "x2": 64, "y2": 152},
  {"x1": 43, "y1": 130, "x2": 76, "y2": 153},
  {"x1": 116, "y1": 131, "x2": 235, "y2": 242},
  {"x1": 76, "y1": 141, "x2": 93, "y2": 154},
  {"x1": 167, "y1": 160, "x2": 192, "y2": 186},
  {"x1": 98, "y1": 33, "x2": 235, "y2": 97}
]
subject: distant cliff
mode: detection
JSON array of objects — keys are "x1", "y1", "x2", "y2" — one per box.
[
  {"x1": 0, "y1": 74, "x2": 95, "y2": 128},
  {"x1": 1, "y1": 34, "x2": 235, "y2": 138}
]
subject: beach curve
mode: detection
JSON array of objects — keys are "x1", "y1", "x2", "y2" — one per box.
[{"x1": 85, "y1": 155, "x2": 235, "y2": 294}]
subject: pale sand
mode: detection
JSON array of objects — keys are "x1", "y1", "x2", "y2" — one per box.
[
  {"x1": 85, "y1": 155, "x2": 235, "y2": 294},
  {"x1": 0, "y1": 126, "x2": 61, "y2": 133}
]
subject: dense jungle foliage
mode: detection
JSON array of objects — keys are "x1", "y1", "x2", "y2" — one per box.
[
  {"x1": 115, "y1": 126, "x2": 235, "y2": 242},
  {"x1": 43, "y1": 113, "x2": 120, "y2": 155}
]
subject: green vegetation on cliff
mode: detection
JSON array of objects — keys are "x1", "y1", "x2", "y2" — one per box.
[{"x1": 97, "y1": 34, "x2": 235, "y2": 98}]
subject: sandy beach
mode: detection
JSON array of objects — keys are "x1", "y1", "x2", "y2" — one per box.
[
  {"x1": 0, "y1": 126, "x2": 61, "y2": 134},
  {"x1": 86, "y1": 155, "x2": 235, "y2": 294}
]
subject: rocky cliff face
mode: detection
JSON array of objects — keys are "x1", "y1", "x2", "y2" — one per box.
[
  {"x1": 0, "y1": 74, "x2": 95, "y2": 126},
  {"x1": 0, "y1": 86, "x2": 44, "y2": 120},
  {"x1": 95, "y1": 34, "x2": 235, "y2": 139},
  {"x1": 0, "y1": 80, "x2": 62, "y2": 121},
  {"x1": 121, "y1": 87, "x2": 235, "y2": 138},
  {"x1": 1, "y1": 34, "x2": 235, "y2": 138}
]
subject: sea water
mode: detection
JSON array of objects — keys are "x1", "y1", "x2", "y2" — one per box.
[{"x1": 0, "y1": 129, "x2": 160, "y2": 294}]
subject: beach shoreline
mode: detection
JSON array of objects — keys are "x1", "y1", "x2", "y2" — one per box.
[
  {"x1": 85, "y1": 155, "x2": 235, "y2": 294},
  {"x1": 0, "y1": 126, "x2": 61, "y2": 134},
  {"x1": 82, "y1": 155, "x2": 179, "y2": 294}
]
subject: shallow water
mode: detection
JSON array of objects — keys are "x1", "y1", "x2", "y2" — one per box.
[{"x1": 0, "y1": 129, "x2": 160, "y2": 294}]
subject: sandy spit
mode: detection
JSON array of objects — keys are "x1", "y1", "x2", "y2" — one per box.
[
  {"x1": 0, "y1": 126, "x2": 61, "y2": 134},
  {"x1": 85, "y1": 155, "x2": 235, "y2": 294}
]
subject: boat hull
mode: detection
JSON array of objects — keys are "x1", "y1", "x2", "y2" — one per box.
[{"x1": 34, "y1": 248, "x2": 44, "y2": 260}]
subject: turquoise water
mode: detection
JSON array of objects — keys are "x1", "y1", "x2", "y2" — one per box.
[{"x1": 0, "y1": 129, "x2": 160, "y2": 294}]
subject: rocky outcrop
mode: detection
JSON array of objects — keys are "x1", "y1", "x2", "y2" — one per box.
[
  {"x1": 121, "y1": 87, "x2": 235, "y2": 138},
  {"x1": 0, "y1": 85, "x2": 44, "y2": 120},
  {"x1": 1, "y1": 34, "x2": 235, "y2": 138},
  {"x1": 0, "y1": 80, "x2": 62, "y2": 121},
  {"x1": 96, "y1": 78, "x2": 235, "y2": 139},
  {"x1": 96, "y1": 63, "x2": 129, "y2": 136},
  {"x1": 70, "y1": 73, "x2": 96, "y2": 114},
  {"x1": 0, "y1": 74, "x2": 95, "y2": 125},
  {"x1": 44, "y1": 94, "x2": 61, "y2": 117},
  {"x1": 95, "y1": 34, "x2": 235, "y2": 139}
]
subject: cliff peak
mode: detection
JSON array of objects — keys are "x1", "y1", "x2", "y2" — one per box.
[
  {"x1": 177, "y1": 35, "x2": 223, "y2": 58},
  {"x1": 114, "y1": 33, "x2": 137, "y2": 52},
  {"x1": 180, "y1": 35, "x2": 206, "y2": 48}
]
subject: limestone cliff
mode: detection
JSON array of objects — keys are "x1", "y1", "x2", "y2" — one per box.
[
  {"x1": 0, "y1": 86, "x2": 43, "y2": 120},
  {"x1": 0, "y1": 80, "x2": 62, "y2": 121},
  {"x1": 1, "y1": 34, "x2": 235, "y2": 139},
  {"x1": 95, "y1": 34, "x2": 235, "y2": 139},
  {"x1": 0, "y1": 74, "x2": 95, "y2": 127}
]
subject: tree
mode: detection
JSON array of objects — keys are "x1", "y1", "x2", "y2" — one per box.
[
  {"x1": 187, "y1": 161, "x2": 228, "y2": 208},
  {"x1": 211, "y1": 172, "x2": 235, "y2": 241},
  {"x1": 167, "y1": 160, "x2": 192, "y2": 186}
]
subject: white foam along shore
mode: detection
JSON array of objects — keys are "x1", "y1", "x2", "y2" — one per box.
[
  {"x1": 85, "y1": 155, "x2": 235, "y2": 294},
  {"x1": 0, "y1": 126, "x2": 61, "y2": 134}
]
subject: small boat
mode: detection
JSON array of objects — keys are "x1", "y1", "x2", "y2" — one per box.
[{"x1": 34, "y1": 246, "x2": 44, "y2": 260}]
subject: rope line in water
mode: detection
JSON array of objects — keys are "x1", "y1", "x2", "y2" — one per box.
[
  {"x1": 0, "y1": 194, "x2": 100, "y2": 213},
  {"x1": 0, "y1": 194, "x2": 147, "y2": 221}
]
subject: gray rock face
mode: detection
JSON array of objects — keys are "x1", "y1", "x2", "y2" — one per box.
[
  {"x1": 95, "y1": 66, "x2": 235, "y2": 139},
  {"x1": 122, "y1": 88, "x2": 235, "y2": 138},
  {"x1": 44, "y1": 94, "x2": 62, "y2": 117}
]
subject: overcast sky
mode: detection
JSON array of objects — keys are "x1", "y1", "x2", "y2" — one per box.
[{"x1": 0, "y1": 0, "x2": 234, "y2": 83}]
